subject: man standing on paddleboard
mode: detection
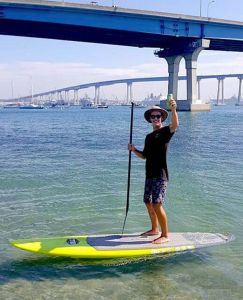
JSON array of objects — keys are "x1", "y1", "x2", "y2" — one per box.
[{"x1": 128, "y1": 99, "x2": 179, "y2": 244}]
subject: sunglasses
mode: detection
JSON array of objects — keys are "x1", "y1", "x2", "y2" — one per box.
[{"x1": 150, "y1": 114, "x2": 162, "y2": 120}]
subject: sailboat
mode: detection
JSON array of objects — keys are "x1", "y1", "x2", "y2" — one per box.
[{"x1": 19, "y1": 77, "x2": 44, "y2": 109}]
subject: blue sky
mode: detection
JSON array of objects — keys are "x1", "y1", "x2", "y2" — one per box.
[{"x1": 0, "y1": 0, "x2": 243, "y2": 101}]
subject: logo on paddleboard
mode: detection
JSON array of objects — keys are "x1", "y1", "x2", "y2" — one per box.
[{"x1": 66, "y1": 238, "x2": 79, "y2": 245}]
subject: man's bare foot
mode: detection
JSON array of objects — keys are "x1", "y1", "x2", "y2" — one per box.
[
  {"x1": 140, "y1": 230, "x2": 160, "y2": 237},
  {"x1": 152, "y1": 236, "x2": 170, "y2": 244}
]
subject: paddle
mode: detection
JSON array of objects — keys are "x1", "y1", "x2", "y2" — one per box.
[{"x1": 122, "y1": 102, "x2": 134, "y2": 234}]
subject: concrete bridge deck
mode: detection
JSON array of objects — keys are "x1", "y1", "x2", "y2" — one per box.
[{"x1": 0, "y1": 0, "x2": 243, "y2": 51}]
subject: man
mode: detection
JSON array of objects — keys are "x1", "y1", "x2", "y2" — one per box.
[{"x1": 128, "y1": 99, "x2": 179, "y2": 244}]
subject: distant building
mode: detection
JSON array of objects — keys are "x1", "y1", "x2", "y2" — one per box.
[{"x1": 142, "y1": 93, "x2": 165, "y2": 106}]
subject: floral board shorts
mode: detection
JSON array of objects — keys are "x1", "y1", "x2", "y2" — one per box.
[{"x1": 143, "y1": 178, "x2": 168, "y2": 205}]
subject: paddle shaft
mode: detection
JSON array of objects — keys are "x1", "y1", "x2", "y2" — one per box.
[{"x1": 122, "y1": 102, "x2": 134, "y2": 234}]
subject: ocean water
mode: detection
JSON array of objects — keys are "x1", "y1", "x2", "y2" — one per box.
[{"x1": 0, "y1": 105, "x2": 243, "y2": 299}]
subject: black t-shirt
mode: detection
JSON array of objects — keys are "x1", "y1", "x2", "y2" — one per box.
[{"x1": 142, "y1": 126, "x2": 174, "y2": 180}]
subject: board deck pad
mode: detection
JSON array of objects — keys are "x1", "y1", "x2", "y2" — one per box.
[
  {"x1": 11, "y1": 232, "x2": 234, "y2": 259},
  {"x1": 87, "y1": 232, "x2": 230, "y2": 250}
]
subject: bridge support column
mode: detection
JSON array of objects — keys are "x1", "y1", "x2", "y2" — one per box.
[
  {"x1": 126, "y1": 82, "x2": 133, "y2": 104},
  {"x1": 74, "y1": 90, "x2": 79, "y2": 105},
  {"x1": 94, "y1": 86, "x2": 101, "y2": 105},
  {"x1": 164, "y1": 55, "x2": 182, "y2": 100},
  {"x1": 237, "y1": 77, "x2": 243, "y2": 105},
  {"x1": 95, "y1": 86, "x2": 98, "y2": 105},
  {"x1": 126, "y1": 84, "x2": 129, "y2": 104},
  {"x1": 61, "y1": 91, "x2": 64, "y2": 101},
  {"x1": 184, "y1": 47, "x2": 205, "y2": 108},
  {"x1": 130, "y1": 83, "x2": 133, "y2": 102},
  {"x1": 65, "y1": 91, "x2": 69, "y2": 104},
  {"x1": 197, "y1": 79, "x2": 201, "y2": 100},
  {"x1": 216, "y1": 77, "x2": 225, "y2": 105}
]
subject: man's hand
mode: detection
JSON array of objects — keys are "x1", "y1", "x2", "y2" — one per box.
[
  {"x1": 170, "y1": 99, "x2": 177, "y2": 112},
  {"x1": 128, "y1": 144, "x2": 136, "y2": 152}
]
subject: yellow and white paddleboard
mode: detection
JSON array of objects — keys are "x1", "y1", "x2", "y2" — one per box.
[{"x1": 11, "y1": 232, "x2": 233, "y2": 259}]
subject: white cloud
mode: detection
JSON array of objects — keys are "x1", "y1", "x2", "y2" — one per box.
[{"x1": 198, "y1": 52, "x2": 243, "y2": 74}]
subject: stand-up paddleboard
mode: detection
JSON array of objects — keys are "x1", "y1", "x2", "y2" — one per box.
[{"x1": 11, "y1": 232, "x2": 234, "y2": 259}]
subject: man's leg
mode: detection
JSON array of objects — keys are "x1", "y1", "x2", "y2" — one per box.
[
  {"x1": 141, "y1": 203, "x2": 160, "y2": 236},
  {"x1": 152, "y1": 203, "x2": 169, "y2": 244}
]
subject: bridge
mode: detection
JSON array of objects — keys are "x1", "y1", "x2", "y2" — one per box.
[
  {"x1": 0, "y1": 0, "x2": 243, "y2": 110},
  {"x1": 6, "y1": 73, "x2": 243, "y2": 110}
]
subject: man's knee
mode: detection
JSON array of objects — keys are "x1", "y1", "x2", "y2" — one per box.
[{"x1": 146, "y1": 203, "x2": 154, "y2": 212}]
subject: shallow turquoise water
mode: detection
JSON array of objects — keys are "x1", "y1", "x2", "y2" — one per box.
[{"x1": 0, "y1": 105, "x2": 243, "y2": 299}]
